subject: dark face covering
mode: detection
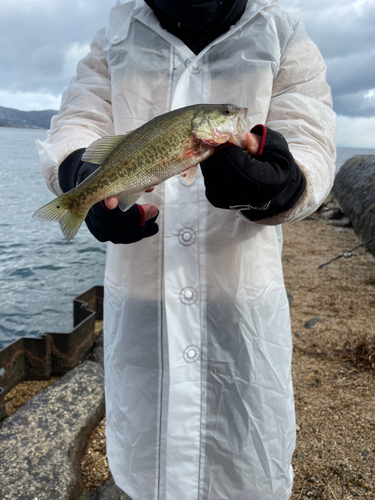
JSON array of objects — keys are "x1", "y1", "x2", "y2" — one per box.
[
  {"x1": 145, "y1": 0, "x2": 248, "y2": 54},
  {"x1": 152, "y1": 0, "x2": 243, "y2": 31}
]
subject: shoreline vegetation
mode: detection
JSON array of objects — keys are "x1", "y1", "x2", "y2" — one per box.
[{"x1": 3, "y1": 195, "x2": 375, "y2": 499}]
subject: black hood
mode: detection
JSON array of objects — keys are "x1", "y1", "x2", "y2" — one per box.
[{"x1": 145, "y1": 0, "x2": 248, "y2": 54}]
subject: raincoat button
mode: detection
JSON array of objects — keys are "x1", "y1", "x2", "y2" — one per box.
[
  {"x1": 183, "y1": 345, "x2": 200, "y2": 363},
  {"x1": 180, "y1": 287, "x2": 198, "y2": 305},
  {"x1": 184, "y1": 60, "x2": 200, "y2": 74},
  {"x1": 190, "y1": 62, "x2": 201, "y2": 74},
  {"x1": 190, "y1": 63, "x2": 201, "y2": 75},
  {"x1": 178, "y1": 228, "x2": 196, "y2": 246},
  {"x1": 113, "y1": 35, "x2": 120, "y2": 42}
]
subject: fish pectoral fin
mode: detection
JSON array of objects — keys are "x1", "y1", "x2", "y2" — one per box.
[
  {"x1": 117, "y1": 191, "x2": 143, "y2": 212},
  {"x1": 181, "y1": 165, "x2": 198, "y2": 186},
  {"x1": 181, "y1": 145, "x2": 201, "y2": 159},
  {"x1": 82, "y1": 135, "x2": 128, "y2": 165}
]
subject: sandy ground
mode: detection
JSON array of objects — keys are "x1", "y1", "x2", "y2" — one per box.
[{"x1": 4, "y1": 197, "x2": 375, "y2": 499}]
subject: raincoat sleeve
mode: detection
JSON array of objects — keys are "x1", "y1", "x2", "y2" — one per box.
[
  {"x1": 36, "y1": 28, "x2": 114, "y2": 196},
  {"x1": 259, "y1": 21, "x2": 336, "y2": 225}
]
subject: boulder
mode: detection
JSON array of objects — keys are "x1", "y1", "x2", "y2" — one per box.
[
  {"x1": 0, "y1": 361, "x2": 105, "y2": 500},
  {"x1": 333, "y1": 155, "x2": 375, "y2": 256}
]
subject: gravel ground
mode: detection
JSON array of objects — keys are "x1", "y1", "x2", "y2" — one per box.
[
  {"x1": 4, "y1": 378, "x2": 59, "y2": 417},
  {"x1": 81, "y1": 417, "x2": 111, "y2": 490},
  {"x1": 4, "y1": 199, "x2": 374, "y2": 499}
]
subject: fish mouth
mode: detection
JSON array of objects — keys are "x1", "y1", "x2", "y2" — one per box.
[
  {"x1": 196, "y1": 106, "x2": 248, "y2": 148},
  {"x1": 205, "y1": 107, "x2": 248, "y2": 148}
]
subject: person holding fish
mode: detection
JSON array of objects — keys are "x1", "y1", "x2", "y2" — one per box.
[{"x1": 35, "y1": 0, "x2": 336, "y2": 499}]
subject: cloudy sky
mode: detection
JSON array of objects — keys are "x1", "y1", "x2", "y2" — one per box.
[{"x1": 1, "y1": 0, "x2": 374, "y2": 148}]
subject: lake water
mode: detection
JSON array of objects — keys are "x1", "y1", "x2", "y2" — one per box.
[
  {"x1": 0, "y1": 128, "x2": 106, "y2": 350},
  {"x1": 0, "y1": 127, "x2": 374, "y2": 350}
]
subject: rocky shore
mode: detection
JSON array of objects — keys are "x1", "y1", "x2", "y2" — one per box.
[{"x1": 1, "y1": 165, "x2": 374, "y2": 499}]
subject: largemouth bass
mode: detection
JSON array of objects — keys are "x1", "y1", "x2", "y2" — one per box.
[{"x1": 33, "y1": 103, "x2": 248, "y2": 240}]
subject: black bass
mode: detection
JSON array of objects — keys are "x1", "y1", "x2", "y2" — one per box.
[{"x1": 33, "y1": 103, "x2": 248, "y2": 240}]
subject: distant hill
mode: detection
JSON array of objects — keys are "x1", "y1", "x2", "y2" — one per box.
[{"x1": 0, "y1": 106, "x2": 58, "y2": 129}]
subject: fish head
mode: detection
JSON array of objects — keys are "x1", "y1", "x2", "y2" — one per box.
[{"x1": 192, "y1": 104, "x2": 248, "y2": 149}]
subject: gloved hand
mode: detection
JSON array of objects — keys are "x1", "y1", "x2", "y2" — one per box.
[
  {"x1": 200, "y1": 125, "x2": 306, "y2": 221},
  {"x1": 58, "y1": 148, "x2": 159, "y2": 243}
]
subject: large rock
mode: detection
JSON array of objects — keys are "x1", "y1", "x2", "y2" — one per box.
[
  {"x1": 333, "y1": 155, "x2": 375, "y2": 255},
  {"x1": 0, "y1": 361, "x2": 105, "y2": 500}
]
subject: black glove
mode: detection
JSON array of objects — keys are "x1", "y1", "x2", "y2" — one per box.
[
  {"x1": 200, "y1": 125, "x2": 306, "y2": 221},
  {"x1": 58, "y1": 149, "x2": 159, "y2": 243}
]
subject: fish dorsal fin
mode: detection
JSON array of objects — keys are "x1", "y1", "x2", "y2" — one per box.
[
  {"x1": 82, "y1": 135, "x2": 128, "y2": 165},
  {"x1": 117, "y1": 191, "x2": 143, "y2": 212},
  {"x1": 181, "y1": 165, "x2": 198, "y2": 186}
]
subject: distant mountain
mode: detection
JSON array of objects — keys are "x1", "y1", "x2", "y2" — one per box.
[{"x1": 0, "y1": 106, "x2": 58, "y2": 129}]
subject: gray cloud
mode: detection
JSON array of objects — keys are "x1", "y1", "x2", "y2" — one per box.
[
  {"x1": 280, "y1": 0, "x2": 375, "y2": 118},
  {"x1": 0, "y1": 0, "x2": 113, "y2": 97},
  {"x1": 30, "y1": 45, "x2": 65, "y2": 76},
  {"x1": 333, "y1": 91, "x2": 375, "y2": 118},
  {"x1": 325, "y1": 46, "x2": 375, "y2": 118},
  {"x1": 299, "y1": 6, "x2": 375, "y2": 59}
]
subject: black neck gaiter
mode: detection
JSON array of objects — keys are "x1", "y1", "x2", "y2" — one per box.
[{"x1": 144, "y1": 0, "x2": 248, "y2": 54}]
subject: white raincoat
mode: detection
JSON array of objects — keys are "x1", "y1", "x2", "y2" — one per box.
[{"x1": 37, "y1": 1, "x2": 336, "y2": 499}]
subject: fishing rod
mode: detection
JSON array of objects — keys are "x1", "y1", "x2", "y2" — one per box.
[{"x1": 318, "y1": 236, "x2": 375, "y2": 269}]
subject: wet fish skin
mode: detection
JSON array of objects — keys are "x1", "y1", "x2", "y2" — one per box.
[{"x1": 33, "y1": 104, "x2": 248, "y2": 241}]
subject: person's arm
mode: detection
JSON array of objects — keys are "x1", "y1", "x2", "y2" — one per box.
[
  {"x1": 36, "y1": 28, "x2": 159, "y2": 243},
  {"x1": 36, "y1": 28, "x2": 115, "y2": 197},
  {"x1": 200, "y1": 21, "x2": 335, "y2": 224},
  {"x1": 260, "y1": 20, "x2": 336, "y2": 224}
]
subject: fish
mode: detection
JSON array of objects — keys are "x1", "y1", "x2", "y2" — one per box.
[{"x1": 33, "y1": 103, "x2": 248, "y2": 241}]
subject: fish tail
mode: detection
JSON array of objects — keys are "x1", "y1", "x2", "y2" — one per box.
[{"x1": 32, "y1": 194, "x2": 87, "y2": 241}]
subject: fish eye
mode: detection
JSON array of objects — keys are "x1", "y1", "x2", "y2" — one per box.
[{"x1": 223, "y1": 109, "x2": 231, "y2": 115}]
